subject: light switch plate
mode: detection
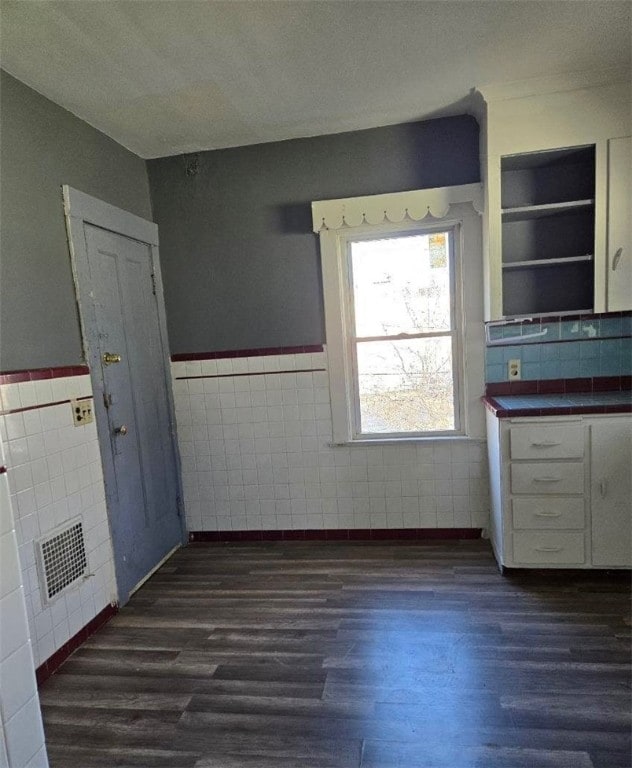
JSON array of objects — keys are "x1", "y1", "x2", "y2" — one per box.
[
  {"x1": 508, "y1": 359, "x2": 521, "y2": 380},
  {"x1": 70, "y1": 399, "x2": 94, "y2": 426}
]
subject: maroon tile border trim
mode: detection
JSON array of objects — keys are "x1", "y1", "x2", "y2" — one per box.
[
  {"x1": 176, "y1": 368, "x2": 326, "y2": 381},
  {"x1": 0, "y1": 395, "x2": 93, "y2": 417},
  {"x1": 0, "y1": 365, "x2": 89, "y2": 385},
  {"x1": 172, "y1": 345, "x2": 324, "y2": 362},
  {"x1": 189, "y1": 528, "x2": 482, "y2": 543},
  {"x1": 36, "y1": 603, "x2": 118, "y2": 687},
  {"x1": 483, "y1": 396, "x2": 632, "y2": 419},
  {"x1": 485, "y1": 376, "x2": 632, "y2": 397}
]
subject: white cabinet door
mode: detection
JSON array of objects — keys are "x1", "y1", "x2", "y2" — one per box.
[
  {"x1": 591, "y1": 417, "x2": 632, "y2": 567},
  {"x1": 607, "y1": 137, "x2": 632, "y2": 311}
]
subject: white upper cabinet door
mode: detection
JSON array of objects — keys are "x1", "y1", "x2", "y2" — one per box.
[
  {"x1": 590, "y1": 417, "x2": 632, "y2": 567},
  {"x1": 607, "y1": 136, "x2": 632, "y2": 311}
]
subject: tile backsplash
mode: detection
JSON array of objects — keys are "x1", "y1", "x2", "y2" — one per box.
[{"x1": 485, "y1": 312, "x2": 632, "y2": 383}]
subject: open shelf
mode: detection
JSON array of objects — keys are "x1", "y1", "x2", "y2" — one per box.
[
  {"x1": 502, "y1": 259, "x2": 594, "y2": 317},
  {"x1": 502, "y1": 254, "x2": 594, "y2": 270},
  {"x1": 500, "y1": 146, "x2": 594, "y2": 172},
  {"x1": 500, "y1": 145, "x2": 596, "y2": 317},
  {"x1": 502, "y1": 199, "x2": 594, "y2": 222}
]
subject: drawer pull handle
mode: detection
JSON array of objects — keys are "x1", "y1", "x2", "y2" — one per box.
[
  {"x1": 535, "y1": 546, "x2": 563, "y2": 553},
  {"x1": 533, "y1": 476, "x2": 562, "y2": 483},
  {"x1": 530, "y1": 441, "x2": 561, "y2": 448},
  {"x1": 534, "y1": 511, "x2": 562, "y2": 517}
]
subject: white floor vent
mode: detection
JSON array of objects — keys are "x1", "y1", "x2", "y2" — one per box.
[{"x1": 37, "y1": 519, "x2": 87, "y2": 601}]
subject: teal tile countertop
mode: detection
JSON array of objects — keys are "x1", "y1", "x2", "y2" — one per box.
[{"x1": 483, "y1": 390, "x2": 632, "y2": 418}]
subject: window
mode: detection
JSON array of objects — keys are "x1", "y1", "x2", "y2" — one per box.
[
  {"x1": 314, "y1": 185, "x2": 484, "y2": 444},
  {"x1": 347, "y1": 228, "x2": 460, "y2": 437}
]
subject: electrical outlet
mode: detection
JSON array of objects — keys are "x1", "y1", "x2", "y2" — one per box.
[
  {"x1": 508, "y1": 359, "x2": 521, "y2": 380},
  {"x1": 71, "y1": 399, "x2": 94, "y2": 426}
]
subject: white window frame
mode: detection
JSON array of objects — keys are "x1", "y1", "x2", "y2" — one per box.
[
  {"x1": 345, "y1": 222, "x2": 463, "y2": 439},
  {"x1": 314, "y1": 184, "x2": 485, "y2": 444}
]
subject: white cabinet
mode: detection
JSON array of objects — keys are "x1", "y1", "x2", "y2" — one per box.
[
  {"x1": 487, "y1": 412, "x2": 632, "y2": 570},
  {"x1": 590, "y1": 417, "x2": 632, "y2": 566},
  {"x1": 607, "y1": 136, "x2": 632, "y2": 311},
  {"x1": 477, "y1": 75, "x2": 632, "y2": 320}
]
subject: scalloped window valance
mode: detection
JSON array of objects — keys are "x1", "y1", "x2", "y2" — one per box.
[{"x1": 311, "y1": 182, "x2": 483, "y2": 232}]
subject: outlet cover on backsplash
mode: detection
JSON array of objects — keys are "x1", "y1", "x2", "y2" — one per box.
[{"x1": 508, "y1": 359, "x2": 521, "y2": 380}]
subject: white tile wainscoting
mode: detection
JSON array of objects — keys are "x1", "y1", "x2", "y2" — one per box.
[
  {"x1": 171, "y1": 348, "x2": 490, "y2": 534},
  {"x1": 0, "y1": 439, "x2": 49, "y2": 768},
  {"x1": 0, "y1": 370, "x2": 117, "y2": 672}
]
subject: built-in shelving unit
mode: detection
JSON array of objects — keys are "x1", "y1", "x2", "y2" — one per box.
[{"x1": 501, "y1": 146, "x2": 595, "y2": 317}]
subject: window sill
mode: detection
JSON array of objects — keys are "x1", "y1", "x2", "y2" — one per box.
[{"x1": 328, "y1": 435, "x2": 486, "y2": 447}]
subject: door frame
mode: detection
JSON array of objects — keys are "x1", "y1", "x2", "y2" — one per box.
[{"x1": 62, "y1": 186, "x2": 187, "y2": 600}]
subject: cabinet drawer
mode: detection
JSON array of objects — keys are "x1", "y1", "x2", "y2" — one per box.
[
  {"x1": 509, "y1": 424, "x2": 584, "y2": 460},
  {"x1": 512, "y1": 498, "x2": 585, "y2": 530},
  {"x1": 511, "y1": 462, "x2": 584, "y2": 495},
  {"x1": 513, "y1": 531, "x2": 586, "y2": 565}
]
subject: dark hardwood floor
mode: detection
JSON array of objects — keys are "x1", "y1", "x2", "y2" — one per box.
[{"x1": 40, "y1": 540, "x2": 632, "y2": 768}]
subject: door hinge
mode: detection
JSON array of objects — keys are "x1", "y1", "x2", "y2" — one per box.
[
  {"x1": 103, "y1": 392, "x2": 113, "y2": 409},
  {"x1": 150, "y1": 273, "x2": 157, "y2": 295},
  {"x1": 176, "y1": 495, "x2": 184, "y2": 519}
]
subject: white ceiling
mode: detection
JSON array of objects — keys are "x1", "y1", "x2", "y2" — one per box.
[{"x1": 1, "y1": 1, "x2": 630, "y2": 159}]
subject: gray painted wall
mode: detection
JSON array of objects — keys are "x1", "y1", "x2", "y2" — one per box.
[
  {"x1": 148, "y1": 116, "x2": 479, "y2": 355},
  {"x1": 0, "y1": 70, "x2": 153, "y2": 371}
]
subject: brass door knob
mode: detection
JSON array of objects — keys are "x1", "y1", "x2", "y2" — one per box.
[
  {"x1": 114, "y1": 425, "x2": 128, "y2": 436},
  {"x1": 103, "y1": 353, "x2": 122, "y2": 365}
]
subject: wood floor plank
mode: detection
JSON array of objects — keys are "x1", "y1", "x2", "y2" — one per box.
[
  {"x1": 500, "y1": 692, "x2": 632, "y2": 731},
  {"x1": 57, "y1": 647, "x2": 220, "y2": 680},
  {"x1": 47, "y1": 673, "x2": 325, "y2": 699},
  {"x1": 81, "y1": 625, "x2": 211, "y2": 651},
  {"x1": 187, "y1": 693, "x2": 374, "y2": 718},
  {"x1": 193, "y1": 754, "x2": 353, "y2": 768},
  {"x1": 39, "y1": 690, "x2": 193, "y2": 711},
  {"x1": 45, "y1": 744, "x2": 199, "y2": 768},
  {"x1": 40, "y1": 541, "x2": 631, "y2": 768},
  {"x1": 360, "y1": 741, "x2": 595, "y2": 768},
  {"x1": 183, "y1": 733, "x2": 362, "y2": 765}
]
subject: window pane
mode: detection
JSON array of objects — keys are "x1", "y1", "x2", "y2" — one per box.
[
  {"x1": 350, "y1": 233, "x2": 451, "y2": 337},
  {"x1": 356, "y1": 337, "x2": 455, "y2": 433}
]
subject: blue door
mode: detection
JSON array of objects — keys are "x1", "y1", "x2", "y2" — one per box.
[{"x1": 82, "y1": 223, "x2": 184, "y2": 603}]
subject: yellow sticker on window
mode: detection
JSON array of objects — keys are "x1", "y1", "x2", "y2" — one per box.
[{"x1": 429, "y1": 233, "x2": 447, "y2": 268}]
